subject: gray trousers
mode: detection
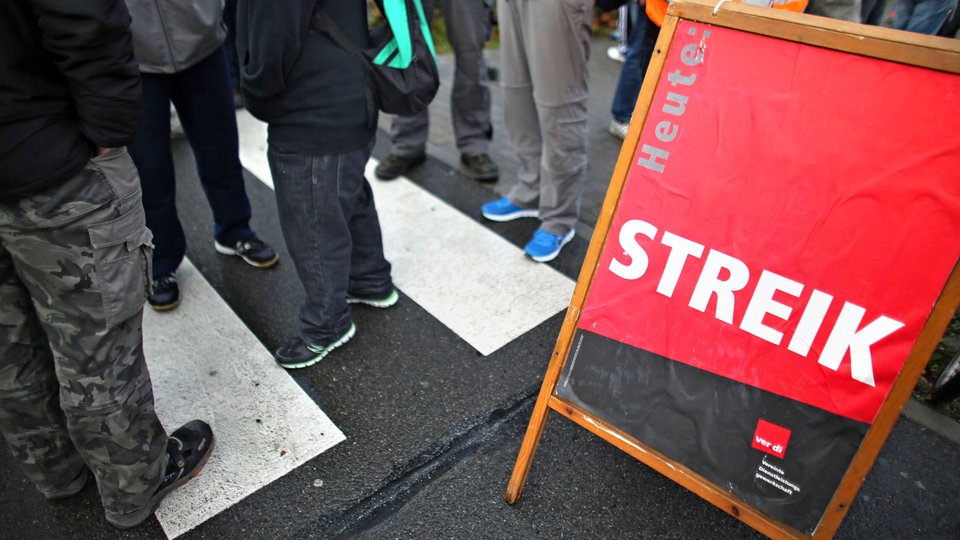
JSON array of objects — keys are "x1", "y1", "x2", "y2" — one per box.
[
  {"x1": 806, "y1": 0, "x2": 863, "y2": 22},
  {"x1": 390, "y1": 0, "x2": 494, "y2": 158},
  {"x1": 0, "y1": 148, "x2": 168, "y2": 522},
  {"x1": 498, "y1": 0, "x2": 593, "y2": 236}
]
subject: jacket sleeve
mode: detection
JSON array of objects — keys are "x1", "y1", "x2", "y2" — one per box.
[
  {"x1": 29, "y1": 0, "x2": 141, "y2": 148},
  {"x1": 236, "y1": 0, "x2": 312, "y2": 101}
]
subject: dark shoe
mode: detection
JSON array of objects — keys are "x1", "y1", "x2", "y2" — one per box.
[
  {"x1": 374, "y1": 153, "x2": 426, "y2": 180},
  {"x1": 274, "y1": 323, "x2": 356, "y2": 369},
  {"x1": 43, "y1": 467, "x2": 89, "y2": 500},
  {"x1": 105, "y1": 420, "x2": 214, "y2": 530},
  {"x1": 214, "y1": 236, "x2": 279, "y2": 268},
  {"x1": 460, "y1": 153, "x2": 499, "y2": 182},
  {"x1": 347, "y1": 289, "x2": 399, "y2": 308},
  {"x1": 148, "y1": 273, "x2": 179, "y2": 311}
]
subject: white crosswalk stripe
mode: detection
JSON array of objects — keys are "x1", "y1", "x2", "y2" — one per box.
[
  {"x1": 140, "y1": 109, "x2": 575, "y2": 538},
  {"x1": 144, "y1": 262, "x2": 345, "y2": 538},
  {"x1": 236, "y1": 109, "x2": 575, "y2": 355}
]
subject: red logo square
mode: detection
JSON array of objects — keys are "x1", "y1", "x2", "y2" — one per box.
[{"x1": 751, "y1": 419, "x2": 791, "y2": 459}]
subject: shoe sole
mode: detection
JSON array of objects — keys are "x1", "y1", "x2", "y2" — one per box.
[
  {"x1": 106, "y1": 439, "x2": 215, "y2": 530},
  {"x1": 374, "y1": 154, "x2": 426, "y2": 180},
  {"x1": 277, "y1": 324, "x2": 356, "y2": 369},
  {"x1": 481, "y1": 209, "x2": 539, "y2": 222},
  {"x1": 466, "y1": 172, "x2": 499, "y2": 183},
  {"x1": 148, "y1": 299, "x2": 180, "y2": 312},
  {"x1": 527, "y1": 230, "x2": 576, "y2": 263},
  {"x1": 459, "y1": 162, "x2": 499, "y2": 183},
  {"x1": 214, "y1": 241, "x2": 280, "y2": 269},
  {"x1": 347, "y1": 289, "x2": 399, "y2": 308}
]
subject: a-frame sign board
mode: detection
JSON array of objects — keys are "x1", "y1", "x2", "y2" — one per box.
[{"x1": 505, "y1": 0, "x2": 960, "y2": 538}]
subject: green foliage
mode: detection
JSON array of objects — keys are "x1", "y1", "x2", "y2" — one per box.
[
  {"x1": 913, "y1": 309, "x2": 960, "y2": 421},
  {"x1": 368, "y1": 3, "x2": 499, "y2": 55}
]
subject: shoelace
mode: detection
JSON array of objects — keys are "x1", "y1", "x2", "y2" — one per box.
[
  {"x1": 153, "y1": 275, "x2": 176, "y2": 287},
  {"x1": 237, "y1": 238, "x2": 263, "y2": 253},
  {"x1": 161, "y1": 437, "x2": 186, "y2": 487}
]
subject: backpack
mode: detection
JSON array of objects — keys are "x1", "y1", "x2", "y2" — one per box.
[{"x1": 312, "y1": 0, "x2": 440, "y2": 125}]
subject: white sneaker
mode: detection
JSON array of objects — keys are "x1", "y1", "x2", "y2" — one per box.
[
  {"x1": 606, "y1": 45, "x2": 626, "y2": 62},
  {"x1": 609, "y1": 119, "x2": 629, "y2": 140}
]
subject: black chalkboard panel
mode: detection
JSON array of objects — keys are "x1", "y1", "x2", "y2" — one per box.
[{"x1": 557, "y1": 329, "x2": 868, "y2": 533}]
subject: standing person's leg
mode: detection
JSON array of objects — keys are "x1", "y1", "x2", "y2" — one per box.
[
  {"x1": 375, "y1": 0, "x2": 435, "y2": 180},
  {"x1": 128, "y1": 73, "x2": 184, "y2": 282},
  {"x1": 172, "y1": 47, "x2": 252, "y2": 247},
  {"x1": 806, "y1": 0, "x2": 863, "y2": 22},
  {"x1": 345, "y1": 142, "x2": 395, "y2": 305},
  {"x1": 892, "y1": 0, "x2": 919, "y2": 27},
  {"x1": 893, "y1": 0, "x2": 957, "y2": 33},
  {"x1": 609, "y1": 6, "x2": 658, "y2": 138},
  {"x1": 0, "y1": 149, "x2": 211, "y2": 528},
  {"x1": 486, "y1": 0, "x2": 542, "y2": 218},
  {"x1": 440, "y1": 0, "x2": 499, "y2": 181},
  {"x1": 127, "y1": 73, "x2": 187, "y2": 310},
  {"x1": 172, "y1": 46, "x2": 277, "y2": 268},
  {"x1": 269, "y1": 140, "x2": 391, "y2": 368},
  {"x1": 519, "y1": 0, "x2": 591, "y2": 262},
  {"x1": 377, "y1": 109, "x2": 429, "y2": 180},
  {"x1": 861, "y1": 0, "x2": 889, "y2": 25},
  {"x1": 223, "y1": 0, "x2": 241, "y2": 97},
  {"x1": 0, "y1": 247, "x2": 88, "y2": 500}
]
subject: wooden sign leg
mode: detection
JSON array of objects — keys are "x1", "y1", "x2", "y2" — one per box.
[
  {"x1": 505, "y1": 346, "x2": 572, "y2": 503},
  {"x1": 504, "y1": 382, "x2": 552, "y2": 503}
]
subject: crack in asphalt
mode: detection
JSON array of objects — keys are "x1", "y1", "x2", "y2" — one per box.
[{"x1": 291, "y1": 390, "x2": 535, "y2": 539}]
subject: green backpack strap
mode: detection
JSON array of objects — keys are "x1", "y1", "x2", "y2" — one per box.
[{"x1": 372, "y1": 0, "x2": 437, "y2": 68}]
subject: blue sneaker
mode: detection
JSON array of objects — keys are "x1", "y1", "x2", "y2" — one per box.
[
  {"x1": 481, "y1": 197, "x2": 538, "y2": 222},
  {"x1": 524, "y1": 228, "x2": 575, "y2": 263}
]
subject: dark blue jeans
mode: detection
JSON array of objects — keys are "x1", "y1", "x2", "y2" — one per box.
[
  {"x1": 610, "y1": 7, "x2": 661, "y2": 124},
  {"x1": 268, "y1": 140, "x2": 393, "y2": 346},
  {"x1": 223, "y1": 0, "x2": 240, "y2": 89},
  {"x1": 892, "y1": 0, "x2": 958, "y2": 34},
  {"x1": 128, "y1": 46, "x2": 253, "y2": 278}
]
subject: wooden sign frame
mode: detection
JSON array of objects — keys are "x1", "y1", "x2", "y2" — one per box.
[{"x1": 504, "y1": 1, "x2": 960, "y2": 538}]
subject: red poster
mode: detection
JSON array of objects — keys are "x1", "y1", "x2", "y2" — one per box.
[{"x1": 579, "y1": 21, "x2": 960, "y2": 424}]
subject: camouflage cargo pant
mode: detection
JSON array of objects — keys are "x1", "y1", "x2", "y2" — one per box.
[{"x1": 0, "y1": 148, "x2": 169, "y2": 523}]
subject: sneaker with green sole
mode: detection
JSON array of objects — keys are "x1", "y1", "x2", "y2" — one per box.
[
  {"x1": 347, "y1": 289, "x2": 399, "y2": 308},
  {"x1": 274, "y1": 323, "x2": 356, "y2": 369}
]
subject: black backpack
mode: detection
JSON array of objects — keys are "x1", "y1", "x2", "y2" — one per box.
[{"x1": 312, "y1": 0, "x2": 441, "y2": 126}]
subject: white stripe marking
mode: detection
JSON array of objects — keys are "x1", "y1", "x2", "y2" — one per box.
[
  {"x1": 145, "y1": 261, "x2": 345, "y2": 538},
  {"x1": 236, "y1": 110, "x2": 575, "y2": 355}
]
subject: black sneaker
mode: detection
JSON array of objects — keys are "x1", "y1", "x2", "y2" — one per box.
[
  {"x1": 105, "y1": 419, "x2": 214, "y2": 530},
  {"x1": 374, "y1": 153, "x2": 426, "y2": 180},
  {"x1": 460, "y1": 153, "x2": 499, "y2": 182},
  {"x1": 214, "y1": 236, "x2": 279, "y2": 268},
  {"x1": 274, "y1": 323, "x2": 356, "y2": 369},
  {"x1": 148, "y1": 273, "x2": 179, "y2": 311}
]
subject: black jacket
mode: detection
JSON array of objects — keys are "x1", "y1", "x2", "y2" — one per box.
[
  {"x1": 0, "y1": 0, "x2": 141, "y2": 202},
  {"x1": 237, "y1": 0, "x2": 375, "y2": 155}
]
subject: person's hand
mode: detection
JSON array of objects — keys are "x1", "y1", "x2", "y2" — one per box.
[{"x1": 96, "y1": 147, "x2": 114, "y2": 156}]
